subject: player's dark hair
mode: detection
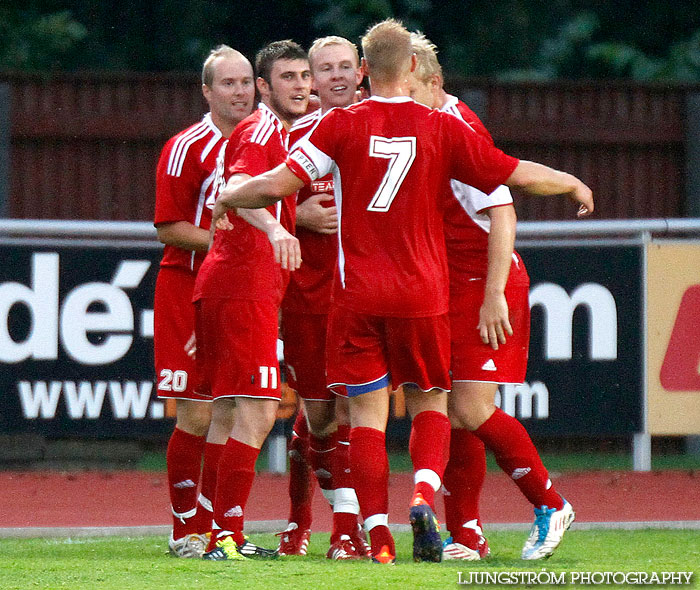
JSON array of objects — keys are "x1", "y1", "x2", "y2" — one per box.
[{"x1": 255, "y1": 40, "x2": 308, "y2": 84}]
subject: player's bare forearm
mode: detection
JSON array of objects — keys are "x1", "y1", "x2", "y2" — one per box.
[
  {"x1": 156, "y1": 221, "x2": 210, "y2": 251},
  {"x1": 506, "y1": 161, "x2": 594, "y2": 217},
  {"x1": 483, "y1": 205, "x2": 515, "y2": 297},
  {"x1": 479, "y1": 204, "x2": 516, "y2": 350},
  {"x1": 236, "y1": 209, "x2": 301, "y2": 271},
  {"x1": 237, "y1": 207, "x2": 280, "y2": 233},
  {"x1": 218, "y1": 175, "x2": 280, "y2": 209},
  {"x1": 219, "y1": 164, "x2": 305, "y2": 210},
  {"x1": 209, "y1": 173, "x2": 250, "y2": 245}
]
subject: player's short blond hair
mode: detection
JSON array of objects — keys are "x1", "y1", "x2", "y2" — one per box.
[
  {"x1": 308, "y1": 36, "x2": 360, "y2": 69},
  {"x1": 361, "y1": 19, "x2": 413, "y2": 83},
  {"x1": 202, "y1": 45, "x2": 248, "y2": 86},
  {"x1": 410, "y1": 31, "x2": 442, "y2": 82}
]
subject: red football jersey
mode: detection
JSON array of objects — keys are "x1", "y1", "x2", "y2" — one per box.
[
  {"x1": 193, "y1": 104, "x2": 296, "y2": 304},
  {"x1": 283, "y1": 109, "x2": 338, "y2": 314},
  {"x1": 287, "y1": 96, "x2": 519, "y2": 317},
  {"x1": 441, "y1": 96, "x2": 530, "y2": 289},
  {"x1": 154, "y1": 113, "x2": 224, "y2": 273}
]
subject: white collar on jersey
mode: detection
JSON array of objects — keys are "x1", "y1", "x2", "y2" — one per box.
[
  {"x1": 202, "y1": 112, "x2": 223, "y2": 139},
  {"x1": 257, "y1": 102, "x2": 285, "y2": 134},
  {"x1": 440, "y1": 94, "x2": 459, "y2": 112},
  {"x1": 367, "y1": 95, "x2": 414, "y2": 104},
  {"x1": 289, "y1": 108, "x2": 322, "y2": 133}
]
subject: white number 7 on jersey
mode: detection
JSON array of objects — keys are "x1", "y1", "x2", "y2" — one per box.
[{"x1": 367, "y1": 136, "x2": 416, "y2": 212}]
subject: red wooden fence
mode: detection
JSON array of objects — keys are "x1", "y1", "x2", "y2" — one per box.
[
  {"x1": 471, "y1": 81, "x2": 688, "y2": 220},
  {"x1": 2, "y1": 73, "x2": 696, "y2": 221}
]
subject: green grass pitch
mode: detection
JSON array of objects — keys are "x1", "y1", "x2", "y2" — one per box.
[{"x1": 1, "y1": 530, "x2": 698, "y2": 590}]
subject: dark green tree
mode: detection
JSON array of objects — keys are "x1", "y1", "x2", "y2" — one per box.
[
  {"x1": 0, "y1": 6, "x2": 86, "y2": 70},
  {"x1": 588, "y1": 29, "x2": 700, "y2": 81},
  {"x1": 310, "y1": 0, "x2": 430, "y2": 45},
  {"x1": 3, "y1": 0, "x2": 700, "y2": 80}
]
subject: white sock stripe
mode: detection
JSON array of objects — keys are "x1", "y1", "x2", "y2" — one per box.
[
  {"x1": 198, "y1": 493, "x2": 213, "y2": 512},
  {"x1": 462, "y1": 518, "x2": 484, "y2": 535},
  {"x1": 171, "y1": 506, "x2": 197, "y2": 523},
  {"x1": 210, "y1": 519, "x2": 235, "y2": 540},
  {"x1": 333, "y1": 487, "x2": 360, "y2": 515},
  {"x1": 414, "y1": 468, "x2": 442, "y2": 492},
  {"x1": 321, "y1": 488, "x2": 336, "y2": 506},
  {"x1": 364, "y1": 514, "x2": 388, "y2": 532}
]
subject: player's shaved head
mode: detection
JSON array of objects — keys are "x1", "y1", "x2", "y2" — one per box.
[
  {"x1": 309, "y1": 36, "x2": 360, "y2": 69},
  {"x1": 361, "y1": 19, "x2": 413, "y2": 83},
  {"x1": 255, "y1": 40, "x2": 308, "y2": 85},
  {"x1": 202, "y1": 45, "x2": 249, "y2": 87},
  {"x1": 410, "y1": 31, "x2": 442, "y2": 82}
]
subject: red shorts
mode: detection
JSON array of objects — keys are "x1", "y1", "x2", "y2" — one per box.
[
  {"x1": 450, "y1": 281, "x2": 530, "y2": 384},
  {"x1": 194, "y1": 298, "x2": 281, "y2": 400},
  {"x1": 282, "y1": 311, "x2": 333, "y2": 401},
  {"x1": 326, "y1": 306, "x2": 451, "y2": 396},
  {"x1": 154, "y1": 267, "x2": 209, "y2": 401}
]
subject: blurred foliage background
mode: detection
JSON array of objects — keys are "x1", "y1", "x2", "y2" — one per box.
[{"x1": 2, "y1": 1, "x2": 700, "y2": 79}]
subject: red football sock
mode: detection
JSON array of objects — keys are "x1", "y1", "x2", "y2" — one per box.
[
  {"x1": 368, "y1": 525, "x2": 395, "y2": 558},
  {"x1": 349, "y1": 426, "x2": 394, "y2": 556},
  {"x1": 287, "y1": 412, "x2": 313, "y2": 529},
  {"x1": 166, "y1": 427, "x2": 206, "y2": 539},
  {"x1": 193, "y1": 441, "x2": 224, "y2": 534},
  {"x1": 409, "y1": 410, "x2": 451, "y2": 509},
  {"x1": 331, "y1": 423, "x2": 360, "y2": 540},
  {"x1": 332, "y1": 424, "x2": 352, "y2": 489},
  {"x1": 309, "y1": 432, "x2": 336, "y2": 504},
  {"x1": 211, "y1": 438, "x2": 259, "y2": 547},
  {"x1": 443, "y1": 428, "x2": 486, "y2": 544},
  {"x1": 474, "y1": 408, "x2": 563, "y2": 510}
]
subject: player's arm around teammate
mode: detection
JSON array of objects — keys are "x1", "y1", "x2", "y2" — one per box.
[
  {"x1": 216, "y1": 20, "x2": 592, "y2": 566},
  {"x1": 212, "y1": 174, "x2": 301, "y2": 271}
]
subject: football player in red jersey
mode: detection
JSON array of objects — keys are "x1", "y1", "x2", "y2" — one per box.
[
  {"x1": 194, "y1": 40, "x2": 311, "y2": 561},
  {"x1": 212, "y1": 19, "x2": 592, "y2": 564},
  {"x1": 153, "y1": 45, "x2": 254, "y2": 558},
  {"x1": 408, "y1": 32, "x2": 576, "y2": 562},
  {"x1": 277, "y1": 36, "x2": 369, "y2": 560}
]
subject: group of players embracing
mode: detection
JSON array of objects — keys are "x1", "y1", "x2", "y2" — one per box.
[{"x1": 153, "y1": 18, "x2": 592, "y2": 565}]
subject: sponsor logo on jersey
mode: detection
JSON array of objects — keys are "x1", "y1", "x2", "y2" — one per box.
[{"x1": 311, "y1": 180, "x2": 333, "y2": 193}]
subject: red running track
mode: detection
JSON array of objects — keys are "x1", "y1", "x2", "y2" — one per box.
[{"x1": 3, "y1": 470, "x2": 700, "y2": 530}]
